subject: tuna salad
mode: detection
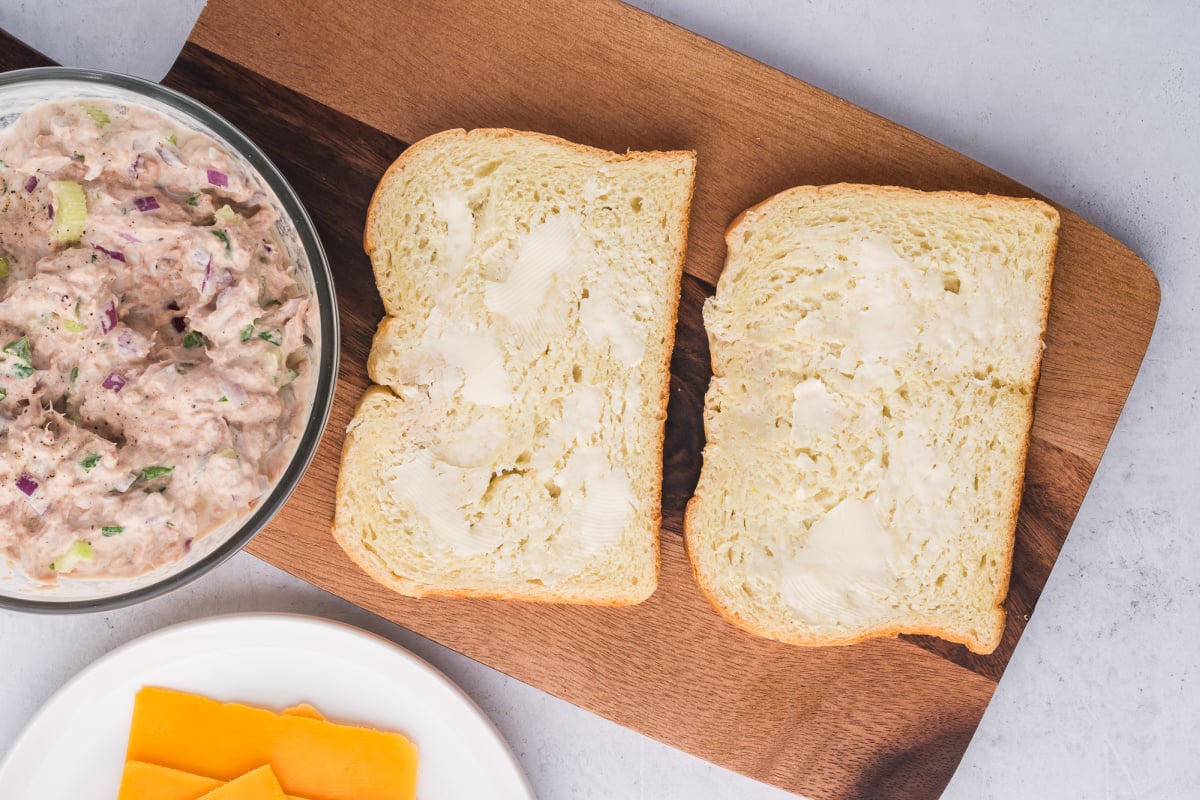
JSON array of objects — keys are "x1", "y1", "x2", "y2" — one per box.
[{"x1": 0, "y1": 99, "x2": 315, "y2": 582}]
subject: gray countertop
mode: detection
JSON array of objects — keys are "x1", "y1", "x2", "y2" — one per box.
[{"x1": 1, "y1": 1, "x2": 1196, "y2": 797}]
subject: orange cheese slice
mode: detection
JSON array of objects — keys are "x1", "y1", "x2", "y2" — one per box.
[
  {"x1": 280, "y1": 703, "x2": 325, "y2": 721},
  {"x1": 198, "y1": 766, "x2": 287, "y2": 800},
  {"x1": 118, "y1": 760, "x2": 221, "y2": 800},
  {"x1": 117, "y1": 762, "x2": 310, "y2": 800},
  {"x1": 125, "y1": 687, "x2": 418, "y2": 800}
]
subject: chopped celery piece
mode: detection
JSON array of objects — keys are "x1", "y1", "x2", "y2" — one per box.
[
  {"x1": 257, "y1": 330, "x2": 282, "y2": 347},
  {"x1": 211, "y1": 229, "x2": 231, "y2": 255},
  {"x1": 81, "y1": 453, "x2": 101, "y2": 471},
  {"x1": 240, "y1": 324, "x2": 254, "y2": 342},
  {"x1": 214, "y1": 204, "x2": 238, "y2": 224},
  {"x1": 49, "y1": 181, "x2": 87, "y2": 243},
  {"x1": 0, "y1": 256, "x2": 10, "y2": 278},
  {"x1": 50, "y1": 540, "x2": 94, "y2": 573},
  {"x1": 101, "y1": 525, "x2": 124, "y2": 537},
  {"x1": 140, "y1": 465, "x2": 174, "y2": 481},
  {"x1": 182, "y1": 331, "x2": 204, "y2": 349},
  {"x1": 81, "y1": 105, "x2": 110, "y2": 126},
  {"x1": 62, "y1": 316, "x2": 86, "y2": 333}
]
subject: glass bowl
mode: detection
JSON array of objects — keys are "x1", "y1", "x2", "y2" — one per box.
[{"x1": 0, "y1": 67, "x2": 338, "y2": 612}]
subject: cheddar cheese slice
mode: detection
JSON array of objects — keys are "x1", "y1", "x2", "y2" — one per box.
[
  {"x1": 198, "y1": 766, "x2": 287, "y2": 800},
  {"x1": 117, "y1": 762, "x2": 310, "y2": 800},
  {"x1": 118, "y1": 761, "x2": 221, "y2": 800},
  {"x1": 280, "y1": 703, "x2": 325, "y2": 721},
  {"x1": 125, "y1": 687, "x2": 418, "y2": 800}
]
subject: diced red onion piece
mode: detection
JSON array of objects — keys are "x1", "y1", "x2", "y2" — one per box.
[
  {"x1": 200, "y1": 259, "x2": 213, "y2": 294},
  {"x1": 117, "y1": 329, "x2": 140, "y2": 355},
  {"x1": 218, "y1": 381, "x2": 248, "y2": 407},
  {"x1": 16, "y1": 474, "x2": 38, "y2": 496},
  {"x1": 128, "y1": 155, "x2": 143, "y2": 182},
  {"x1": 102, "y1": 372, "x2": 126, "y2": 392},
  {"x1": 156, "y1": 146, "x2": 182, "y2": 167},
  {"x1": 94, "y1": 245, "x2": 125, "y2": 263},
  {"x1": 48, "y1": 203, "x2": 54, "y2": 220},
  {"x1": 133, "y1": 196, "x2": 159, "y2": 212},
  {"x1": 206, "y1": 169, "x2": 228, "y2": 187},
  {"x1": 23, "y1": 176, "x2": 37, "y2": 193},
  {"x1": 100, "y1": 301, "x2": 118, "y2": 335},
  {"x1": 118, "y1": 232, "x2": 142, "y2": 243},
  {"x1": 184, "y1": 537, "x2": 194, "y2": 552},
  {"x1": 112, "y1": 472, "x2": 138, "y2": 493}
]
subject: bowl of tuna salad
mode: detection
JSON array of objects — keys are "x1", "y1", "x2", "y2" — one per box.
[{"x1": 0, "y1": 68, "x2": 338, "y2": 611}]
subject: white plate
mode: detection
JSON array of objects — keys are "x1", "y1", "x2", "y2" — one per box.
[{"x1": 0, "y1": 613, "x2": 534, "y2": 799}]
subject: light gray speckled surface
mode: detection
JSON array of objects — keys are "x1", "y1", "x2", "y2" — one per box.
[{"x1": 1, "y1": 2, "x2": 1197, "y2": 798}]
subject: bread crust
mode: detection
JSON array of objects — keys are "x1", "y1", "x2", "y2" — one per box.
[
  {"x1": 684, "y1": 183, "x2": 1060, "y2": 655},
  {"x1": 338, "y1": 129, "x2": 696, "y2": 605}
]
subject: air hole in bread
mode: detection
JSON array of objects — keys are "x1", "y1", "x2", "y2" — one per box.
[{"x1": 474, "y1": 159, "x2": 503, "y2": 178}]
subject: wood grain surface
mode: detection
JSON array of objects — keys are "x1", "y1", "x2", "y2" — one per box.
[{"x1": 1, "y1": 0, "x2": 1160, "y2": 795}]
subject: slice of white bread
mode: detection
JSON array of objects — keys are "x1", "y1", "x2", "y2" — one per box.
[
  {"x1": 685, "y1": 184, "x2": 1059, "y2": 653},
  {"x1": 334, "y1": 129, "x2": 696, "y2": 604}
]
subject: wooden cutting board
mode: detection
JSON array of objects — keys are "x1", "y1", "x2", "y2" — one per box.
[{"x1": 1, "y1": 0, "x2": 1160, "y2": 796}]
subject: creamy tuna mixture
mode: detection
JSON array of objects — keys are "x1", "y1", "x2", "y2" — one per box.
[{"x1": 0, "y1": 100, "x2": 314, "y2": 581}]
